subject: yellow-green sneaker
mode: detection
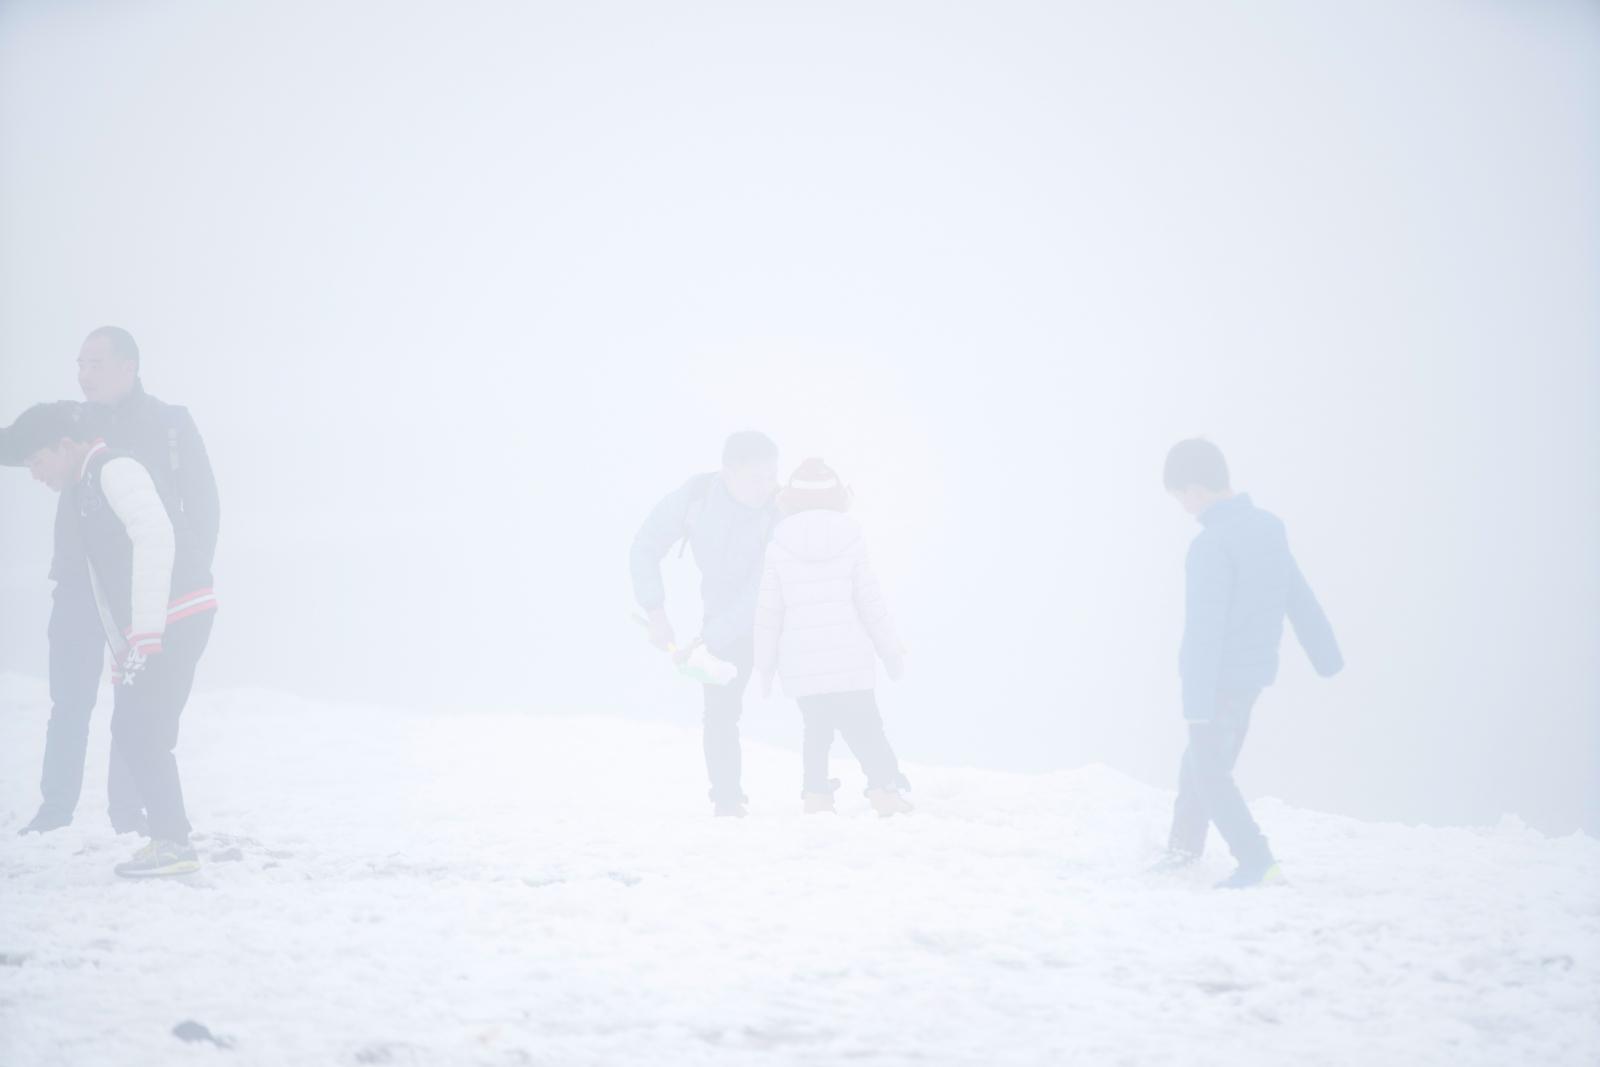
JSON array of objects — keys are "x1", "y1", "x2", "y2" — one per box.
[
  {"x1": 1215, "y1": 862, "x2": 1286, "y2": 889},
  {"x1": 114, "y1": 839, "x2": 200, "y2": 879}
]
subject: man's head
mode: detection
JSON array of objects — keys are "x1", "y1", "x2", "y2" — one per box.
[
  {"x1": 7, "y1": 401, "x2": 102, "y2": 492},
  {"x1": 1163, "y1": 437, "x2": 1233, "y2": 517},
  {"x1": 720, "y1": 430, "x2": 779, "y2": 508},
  {"x1": 77, "y1": 326, "x2": 141, "y2": 405}
]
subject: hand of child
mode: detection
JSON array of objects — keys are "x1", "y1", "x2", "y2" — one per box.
[{"x1": 113, "y1": 634, "x2": 163, "y2": 687}]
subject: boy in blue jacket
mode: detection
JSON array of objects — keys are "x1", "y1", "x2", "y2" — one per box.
[{"x1": 1159, "y1": 439, "x2": 1343, "y2": 888}]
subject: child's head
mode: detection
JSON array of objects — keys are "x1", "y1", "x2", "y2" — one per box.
[
  {"x1": 1163, "y1": 438, "x2": 1232, "y2": 516},
  {"x1": 778, "y1": 458, "x2": 853, "y2": 515},
  {"x1": 720, "y1": 430, "x2": 779, "y2": 508},
  {"x1": 8, "y1": 401, "x2": 102, "y2": 492}
]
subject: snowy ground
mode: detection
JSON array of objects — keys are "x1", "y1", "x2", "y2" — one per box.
[{"x1": 0, "y1": 675, "x2": 1596, "y2": 1067}]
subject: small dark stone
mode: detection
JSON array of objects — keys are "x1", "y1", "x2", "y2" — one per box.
[{"x1": 173, "y1": 1020, "x2": 233, "y2": 1048}]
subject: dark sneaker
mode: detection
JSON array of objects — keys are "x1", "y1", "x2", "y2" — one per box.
[
  {"x1": 18, "y1": 809, "x2": 72, "y2": 836},
  {"x1": 712, "y1": 802, "x2": 748, "y2": 818},
  {"x1": 1145, "y1": 848, "x2": 1201, "y2": 874},
  {"x1": 114, "y1": 839, "x2": 200, "y2": 879},
  {"x1": 1215, "y1": 862, "x2": 1286, "y2": 889}
]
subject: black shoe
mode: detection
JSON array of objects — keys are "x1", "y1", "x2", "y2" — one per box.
[
  {"x1": 18, "y1": 809, "x2": 72, "y2": 836},
  {"x1": 114, "y1": 839, "x2": 201, "y2": 879}
]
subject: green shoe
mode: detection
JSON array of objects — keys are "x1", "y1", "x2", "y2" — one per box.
[
  {"x1": 1215, "y1": 862, "x2": 1286, "y2": 889},
  {"x1": 115, "y1": 839, "x2": 200, "y2": 879}
]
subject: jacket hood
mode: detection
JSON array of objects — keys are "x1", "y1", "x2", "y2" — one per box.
[{"x1": 772, "y1": 509, "x2": 863, "y2": 561}]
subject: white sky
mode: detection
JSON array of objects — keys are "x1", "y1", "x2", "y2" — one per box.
[{"x1": 1, "y1": 0, "x2": 1596, "y2": 833}]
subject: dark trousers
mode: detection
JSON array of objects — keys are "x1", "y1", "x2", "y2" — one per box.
[
  {"x1": 796, "y1": 689, "x2": 905, "y2": 795},
  {"x1": 702, "y1": 638, "x2": 753, "y2": 806},
  {"x1": 1168, "y1": 689, "x2": 1273, "y2": 869},
  {"x1": 40, "y1": 582, "x2": 144, "y2": 829},
  {"x1": 110, "y1": 613, "x2": 213, "y2": 843}
]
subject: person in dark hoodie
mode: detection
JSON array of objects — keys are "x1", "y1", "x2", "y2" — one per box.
[
  {"x1": 9, "y1": 400, "x2": 217, "y2": 877},
  {"x1": 631, "y1": 431, "x2": 779, "y2": 817},
  {"x1": 0, "y1": 327, "x2": 219, "y2": 836},
  {"x1": 1156, "y1": 438, "x2": 1343, "y2": 888}
]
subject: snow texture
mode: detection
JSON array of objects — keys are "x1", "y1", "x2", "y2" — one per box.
[{"x1": 1, "y1": 675, "x2": 1596, "y2": 1066}]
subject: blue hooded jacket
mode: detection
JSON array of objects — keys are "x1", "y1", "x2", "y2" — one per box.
[{"x1": 1180, "y1": 494, "x2": 1343, "y2": 721}]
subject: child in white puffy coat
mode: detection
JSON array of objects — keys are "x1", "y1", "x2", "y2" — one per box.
[{"x1": 753, "y1": 458, "x2": 912, "y2": 815}]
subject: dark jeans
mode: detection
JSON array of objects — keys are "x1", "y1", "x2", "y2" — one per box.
[
  {"x1": 796, "y1": 689, "x2": 905, "y2": 795},
  {"x1": 702, "y1": 637, "x2": 753, "y2": 806},
  {"x1": 110, "y1": 613, "x2": 213, "y2": 843},
  {"x1": 39, "y1": 581, "x2": 144, "y2": 829},
  {"x1": 1169, "y1": 689, "x2": 1273, "y2": 869}
]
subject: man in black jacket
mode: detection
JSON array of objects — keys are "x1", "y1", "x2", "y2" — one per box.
[
  {"x1": 1, "y1": 327, "x2": 219, "y2": 836},
  {"x1": 9, "y1": 400, "x2": 216, "y2": 876}
]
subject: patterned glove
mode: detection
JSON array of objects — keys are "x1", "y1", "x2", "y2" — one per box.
[{"x1": 112, "y1": 633, "x2": 163, "y2": 687}]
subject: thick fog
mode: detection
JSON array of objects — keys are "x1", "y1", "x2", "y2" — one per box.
[{"x1": 1, "y1": 0, "x2": 1596, "y2": 839}]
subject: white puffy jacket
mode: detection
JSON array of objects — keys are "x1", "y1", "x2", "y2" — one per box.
[{"x1": 753, "y1": 509, "x2": 903, "y2": 698}]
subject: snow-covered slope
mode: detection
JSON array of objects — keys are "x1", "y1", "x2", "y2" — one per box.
[{"x1": 1, "y1": 675, "x2": 1595, "y2": 1066}]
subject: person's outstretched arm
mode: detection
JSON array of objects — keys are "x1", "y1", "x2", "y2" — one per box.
[
  {"x1": 753, "y1": 553, "x2": 784, "y2": 693},
  {"x1": 1287, "y1": 553, "x2": 1344, "y2": 677},
  {"x1": 1179, "y1": 537, "x2": 1230, "y2": 722},
  {"x1": 629, "y1": 477, "x2": 701, "y2": 649},
  {"x1": 853, "y1": 540, "x2": 904, "y2": 679}
]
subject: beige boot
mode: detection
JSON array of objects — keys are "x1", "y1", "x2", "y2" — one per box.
[
  {"x1": 803, "y1": 792, "x2": 836, "y2": 814},
  {"x1": 867, "y1": 788, "x2": 914, "y2": 817}
]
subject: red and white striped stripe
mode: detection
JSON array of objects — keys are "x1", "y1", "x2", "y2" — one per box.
[
  {"x1": 124, "y1": 631, "x2": 164, "y2": 656},
  {"x1": 120, "y1": 588, "x2": 218, "y2": 645},
  {"x1": 165, "y1": 587, "x2": 218, "y2": 625}
]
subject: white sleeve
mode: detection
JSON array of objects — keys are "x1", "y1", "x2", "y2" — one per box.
[{"x1": 99, "y1": 457, "x2": 176, "y2": 640}]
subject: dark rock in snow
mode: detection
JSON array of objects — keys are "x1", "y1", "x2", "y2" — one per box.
[{"x1": 173, "y1": 1020, "x2": 233, "y2": 1048}]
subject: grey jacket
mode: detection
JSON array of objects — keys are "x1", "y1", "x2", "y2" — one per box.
[{"x1": 631, "y1": 473, "x2": 777, "y2": 657}]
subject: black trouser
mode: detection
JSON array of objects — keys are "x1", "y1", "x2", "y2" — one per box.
[
  {"x1": 702, "y1": 637, "x2": 753, "y2": 806},
  {"x1": 40, "y1": 581, "x2": 144, "y2": 829},
  {"x1": 797, "y1": 689, "x2": 905, "y2": 795},
  {"x1": 109, "y1": 613, "x2": 213, "y2": 843},
  {"x1": 1168, "y1": 689, "x2": 1273, "y2": 869}
]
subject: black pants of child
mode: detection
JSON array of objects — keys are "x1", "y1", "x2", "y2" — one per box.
[
  {"x1": 109, "y1": 613, "x2": 213, "y2": 844},
  {"x1": 1168, "y1": 688, "x2": 1273, "y2": 869},
  {"x1": 796, "y1": 689, "x2": 904, "y2": 795},
  {"x1": 701, "y1": 637, "x2": 753, "y2": 807},
  {"x1": 38, "y1": 579, "x2": 144, "y2": 830}
]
